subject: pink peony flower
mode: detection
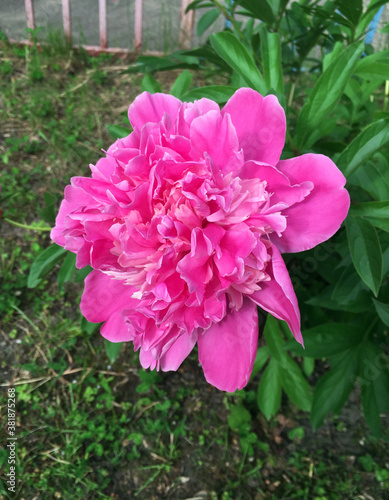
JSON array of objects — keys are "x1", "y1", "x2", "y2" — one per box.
[{"x1": 51, "y1": 88, "x2": 350, "y2": 392}]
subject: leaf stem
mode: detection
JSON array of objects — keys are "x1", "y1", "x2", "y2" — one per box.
[{"x1": 3, "y1": 218, "x2": 51, "y2": 232}]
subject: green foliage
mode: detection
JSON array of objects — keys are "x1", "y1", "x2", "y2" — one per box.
[
  {"x1": 105, "y1": 339, "x2": 123, "y2": 364},
  {"x1": 210, "y1": 32, "x2": 266, "y2": 94},
  {"x1": 257, "y1": 316, "x2": 312, "y2": 420}
]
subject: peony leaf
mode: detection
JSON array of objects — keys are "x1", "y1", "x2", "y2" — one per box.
[
  {"x1": 285, "y1": 323, "x2": 365, "y2": 358},
  {"x1": 105, "y1": 124, "x2": 131, "y2": 139},
  {"x1": 105, "y1": 340, "x2": 123, "y2": 365},
  {"x1": 359, "y1": 341, "x2": 389, "y2": 436},
  {"x1": 141, "y1": 73, "x2": 162, "y2": 94},
  {"x1": 57, "y1": 252, "x2": 77, "y2": 291},
  {"x1": 170, "y1": 70, "x2": 193, "y2": 99},
  {"x1": 257, "y1": 358, "x2": 282, "y2": 420},
  {"x1": 311, "y1": 347, "x2": 360, "y2": 429},
  {"x1": 197, "y1": 8, "x2": 220, "y2": 37},
  {"x1": 373, "y1": 299, "x2": 389, "y2": 326},
  {"x1": 237, "y1": 0, "x2": 276, "y2": 24},
  {"x1": 263, "y1": 316, "x2": 289, "y2": 367},
  {"x1": 28, "y1": 244, "x2": 67, "y2": 288},
  {"x1": 354, "y1": 51, "x2": 389, "y2": 80},
  {"x1": 349, "y1": 200, "x2": 389, "y2": 218},
  {"x1": 346, "y1": 216, "x2": 383, "y2": 297},
  {"x1": 280, "y1": 357, "x2": 312, "y2": 412},
  {"x1": 294, "y1": 41, "x2": 364, "y2": 149},
  {"x1": 250, "y1": 346, "x2": 270, "y2": 379},
  {"x1": 182, "y1": 85, "x2": 237, "y2": 104},
  {"x1": 337, "y1": 119, "x2": 389, "y2": 177},
  {"x1": 210, "y1": 32, "x2": 266, "y2": 94},
  {"x1": 259, "y1": 26, "x2": 283, "y2": 94}
]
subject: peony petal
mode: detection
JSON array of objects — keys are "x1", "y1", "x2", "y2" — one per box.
[
  {"x1": 272, "y1": 154, "x2": 350, "y2": 253},
  {"x1": 222, "y1": 88, "x2": 286, "y2": 165},
  {"x1": 190, "y1": 110, "x2": 244, "y2": 174},
  {"x1": 128, "y1": 92, "x2": 182, "y2": 131},
  {"x1": 159, "y1": 332, "x2": 197, "y2": 371},
  {"x1": 101, "y1": 309, "x2": 131, "y2": 343},
  {"x1": 198, "y1": 298, "x2": 258, "y2": 392},
  {"x1": 80, "y1": 270, "x2": 138, "y2": 341},
  {"x1": 238, "y1": 160, "x2": 313, "y2": 207},
  {"x1": 250, "y1": 245, "x2": 303, "y2": 345}
]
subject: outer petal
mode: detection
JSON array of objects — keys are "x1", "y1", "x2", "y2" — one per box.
[
  {"x1": 80, "y1": 270, "x2": 138, "y2": 342},
  {"x1": 198, "y1": 298, "x2": 258, "y2": 392},
  {"x1": 222, "y1": 88, "x2": 286, "y2": 165},
  {"x1": 128, "y1": 92, "x2": 182, "y2": 131},
  {"x1": 272, "y1": 154, "x2": 350, "y2": 253},
  {"x1": 250, "y1": 245, "x2": 303, "y2": 345},
  {"x1": 159, "y1": 332, "x2": 197, "y2": 371}
]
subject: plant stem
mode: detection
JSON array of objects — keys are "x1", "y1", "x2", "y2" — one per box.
[{"x1": 3, "y1": 218, "x2": 51, "y2": 232}]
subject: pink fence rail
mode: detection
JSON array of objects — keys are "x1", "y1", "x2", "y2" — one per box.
[{"x1": 20, "y1": 0, "x2": 194, "y2": 54}]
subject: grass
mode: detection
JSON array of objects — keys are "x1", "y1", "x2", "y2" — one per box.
[{"x1": 0, "y1": 33, "x2": 388, "y2": 499}]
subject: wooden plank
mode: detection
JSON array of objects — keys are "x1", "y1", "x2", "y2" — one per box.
[
  {"x1": 135, "y1": 0, "x2": 143, "y2": 50},
  {"x1": 4, "y1": 39, "x2": 164, "y2": 58},
  {"x1": 24, "y1": 0, "x2": 35, "y2": 31},
  {"x1": 99, "y1": 0, "x2": 107, "y2": 49},
  {"x1": 62, "y1": 0, "x2": 72, "y2": 44},
  {"x1": 179, "y1": 0, "x2": 194, "y2": 50}
]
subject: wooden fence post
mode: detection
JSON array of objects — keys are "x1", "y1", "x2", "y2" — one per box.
[
  {"x1": 99, "y1": 0, "x2": 108, "y2": 49},
  {"x1": 62, "y1": 0, "x2": 72, "y2": 44},
  {"x1": 179, "y1": 0, "x2": 194, "y2": 50},
  {"x1": 135, "y1": 0, "x2": 143, "y2": 50},
  {"x1": 24, "y1": 0, "x2": 35, "y2": 32}
]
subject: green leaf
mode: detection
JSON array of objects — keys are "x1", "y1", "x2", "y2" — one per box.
[
  {"x1": 366, "y1": 217, "x2": 389, "y2": 233},
  {"x1": 359, "y1": 341, "x2": 389, "y2": 436},
  {"x1": 127, "y1": 54, "x2": 199, "y2": 74},
  {"x1": 259, "y1": 26, "x2": 283, "y2": 94},
  {"x1": 264, "y1": 315, "x2": 288, "y2": 367},
  {"x1": 361, "y1": 382, "x2": 382, "y2": 437},
  {"x1": 348, "y1": 152, "x2": 389, "y2": 202},
  {"x1": 302, "y1": 357, "x2": 315, "y2": 377},
  {"x1": 337, "y1": 120, "x2": 389, "y2": 177},
  {"x1": 311, "y1": 348, "x2": 360, "y2": 429},
  {"x1": 285, "y1": 323, "x2": 365, "y2": 358},
  {"x1": 185, "y1": 0, "x2": 214, "y2": 13},
  {"x1": 257, "y1": 358, "x2": 282, "y2": 420},
  {"x1": 81, "y1": 316, "x2": 101, "y2": 335},
  {"x1": 197, "y1": 8, "x2": 220, "y2": 37},
  {"x1": 57, "y1": 252, "x2": 76, "y2": 290},
  {"x1": 237, "y1": 0, "x2": 276, "y2": 25},
  {"x1": 28, "y1": 244, "x2": 67, "y2": 288},
  {"x1": 322, "y1": 41, "x2": 344, "y2": 72},
  {"x1": 356, "y1": 0, "x2": 389, "y2": 39},
  {"x1": 381, "y1": 22, "x2": 389, "y2": 34},
  {"x1": 251, "y1": 346, "x2": 270, "y2": 379},
  {"x1": 354, "y1": 51, "x2": 389, "y2": 80},
  {"x1": 141, "y1": 73, "x2": 162, "y2": 94},
  {"x1": 294, "y1": 42, "x2": 364, "y2": 149},
  {"x1": 335, "y1": 0, "x2": 362, "y2": 26},
  {"x1": 349, "y1": 200, "x2": 389, "y2": 218},
  {"x1": 169, "y1": 70, "x2": 193, "y2": 99},
  {"x1": 105, "y1": 340, "x2": 123, "y2": 364},
  {"x1": 346, "y1": 216, "x2": 383, "y2": 296},
  {"x1": 74, "y1": 265, "x2": 93, "y2": 283},
  {"x1": 210, "y1": 32, "x2": 266, "y2": 94},
  {"x1": 280, "y1": 357, "x2": 312, "y2": 412},
  {"x1": 373, "y1": 299, "x2": 389, "y2": 326},
  {"x1": 182, "y1": 85, "x2": 237, "y2": 104},
  {"x1": 228, "y1": 404, "x2": 252, "y2": 432},
  {"x1": 105, "y1": 124, "x2": 131, "y2": 139}
]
